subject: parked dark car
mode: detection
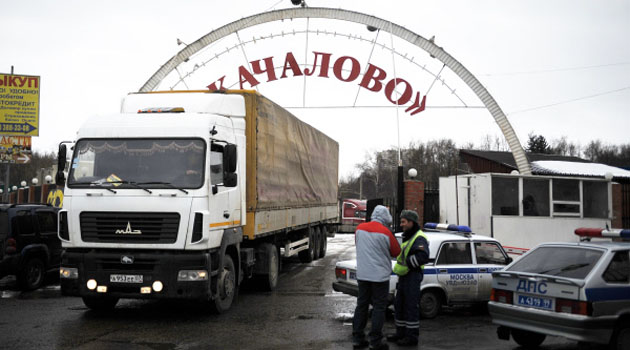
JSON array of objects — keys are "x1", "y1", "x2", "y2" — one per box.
[{"x1": 0, "y1": 204, "x2": 61, "y2": 290}]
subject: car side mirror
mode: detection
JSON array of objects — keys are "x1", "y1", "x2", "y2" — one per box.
[{"x1": 505, "y1": 257, "x2": 513, "y2": 264}]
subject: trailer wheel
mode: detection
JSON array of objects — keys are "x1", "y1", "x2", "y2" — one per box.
[
  {"x1": 298, "y1": 229, "x2": 315, "y2": 263},
  {"x1": 256, "y1": 243, "x2": 279, "y2": 291},
  {"x1": 211, "y1": 254, "x2": 236, "y2": 313},
  {"x1": 82, "y1": 296, "x2": 119, "y2": 311},
  {"x1": 319, "y1": 226, "x2": 328, "y2": 258},
  {"x1": 312, "y1": 227, "x2": 322, "y2": 260}
]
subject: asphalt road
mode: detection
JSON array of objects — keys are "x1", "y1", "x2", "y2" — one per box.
[{"x1": 0, "y1": 234, "x2": 606, "y2": 350}]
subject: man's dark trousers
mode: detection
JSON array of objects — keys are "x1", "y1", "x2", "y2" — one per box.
[
  {"x1": 352, "y1": 280, "x2": 390, "y2": 346},
  {"x1": 394, "y1": 272, "x2": 421, "y2": 341}
]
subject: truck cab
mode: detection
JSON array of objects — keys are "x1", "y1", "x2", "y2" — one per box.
[{"x1": 59, "y1": 92, "x2": 245, "y2": 311}]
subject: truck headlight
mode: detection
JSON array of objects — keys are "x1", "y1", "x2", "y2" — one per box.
[
  {"x1": 60, "y1": 267, "x2": 78, "y2": 279},
  {"x1": 177, "y1": 270, "x2": 208, "y2": 281}
]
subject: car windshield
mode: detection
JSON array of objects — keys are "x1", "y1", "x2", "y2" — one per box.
[
  {"x1": 507, "y1": 246, "x2": 604, "y2": 279},
  {"x1": 68, "y1": 139, "x2": 206, "y2": 189}
]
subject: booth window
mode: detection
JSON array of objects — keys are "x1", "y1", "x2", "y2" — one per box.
[
  {"x1": 583, "y1": 181, "x2": 608, "y2": 218},
  {"x1": 523, "y1": 178, "x2": 550, "y2": 216},
  {"x1": 552, "y1": 179, "x2": 580, "y2": 216},
  {"x1": 492, "y1": 177, "x2": 519, "y2": 215}
]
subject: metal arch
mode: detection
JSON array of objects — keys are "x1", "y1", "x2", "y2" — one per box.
[{"x1": 139, "y1": 7, "x2": 532, "y2": 175}]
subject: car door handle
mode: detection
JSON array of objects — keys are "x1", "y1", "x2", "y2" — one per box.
[
  {"x1": 479, "y1": 268, "x2": 487, "y2": 272},
  {"x1": 439, "y1": 269, "x2": 448, "y2": 273}
]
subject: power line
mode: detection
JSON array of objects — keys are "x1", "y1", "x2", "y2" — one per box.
[
  {"x1": 481, "y1": 62, "x2": 630, "y2": 77},
  {"x1": 508, "y1": 86, "x2": 630, "y2": 116}
]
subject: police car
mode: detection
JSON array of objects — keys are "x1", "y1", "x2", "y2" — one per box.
[
  {"x1": 488, "y1": 227, "x2": 630, "y2": 349},
  {"x1": 333, "y1": 223, "x2": 512, "y2": 318}
]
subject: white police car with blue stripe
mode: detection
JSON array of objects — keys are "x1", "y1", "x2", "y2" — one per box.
[
  {"x1": 333, "y1": 223, "x2": 512, "y2": 318},
  {"x1": 489, "y1": 227, "x2": 630, "y2": 349}
]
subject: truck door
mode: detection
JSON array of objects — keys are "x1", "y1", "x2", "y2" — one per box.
[
  {"x1": 207, "y1": 120, "x2": 241, "y2": 238},
  {"x1": 435, "y1": 241, "x2": 478, "y2": 302}
]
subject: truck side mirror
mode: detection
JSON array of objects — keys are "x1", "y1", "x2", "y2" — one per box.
[
  {"x1": 223, "y1": 144, "x2": 237, "y2": 173},
  {"x1": 224, "y1": 173, "x2": 237, "y2": 187},
  {"x1": 56, "y1": 144, "x2": 67, "y2": 186}
]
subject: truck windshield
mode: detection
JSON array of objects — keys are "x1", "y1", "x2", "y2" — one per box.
[
  {"x1": 68, "y1": 139, "x2": 206, "y2": 189},
  {"x1": 506, "y1": 246, "x2": 604, "y2": 279}
]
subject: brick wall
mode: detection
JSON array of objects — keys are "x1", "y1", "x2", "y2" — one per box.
[{"x1": 404, "y1": 180, "x2": 425, "y2": 224}]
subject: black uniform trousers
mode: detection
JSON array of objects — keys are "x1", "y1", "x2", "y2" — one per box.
[{"x1": 394, "y1": 270, "x2": 422, "y2": 341}]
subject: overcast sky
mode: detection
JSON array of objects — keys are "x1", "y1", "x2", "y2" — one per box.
[{"x1": 1, "y1": 0, "x2": 628, "y2": 178}]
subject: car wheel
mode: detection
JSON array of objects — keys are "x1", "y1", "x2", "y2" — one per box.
[
  {"x1": 511, "y1": 328, "x2": 546, "y2": 348},
  {"x1": 613, "y1": 324, "x2": 630, "y2": 350},
  {"x1": 18, "y1": 257, "x2": 45, "y2": 291},
  {"x1": 419, "y1": 290, "x2": 441, "y2": 319},
  {"x1": 298, "y1": 229, "x2": 315, "y2": 263},
  {"x1": 82, "y1": 296, "x2": 119, "y2": 311},
  {"x1": 319, "y1": 226, "x2": 328, "y2": 258},
  {"x1": 210, "y1": 254, "x2": 236, "y2": 314}
]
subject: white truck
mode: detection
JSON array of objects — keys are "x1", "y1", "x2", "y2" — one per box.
[{"x1": 57, "y1": 90, "x2": 339, "y2": 312}]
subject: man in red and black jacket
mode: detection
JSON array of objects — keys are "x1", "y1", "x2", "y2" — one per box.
[{"x1": 352, "y1": 205, "x2": 401, "y2": 350}]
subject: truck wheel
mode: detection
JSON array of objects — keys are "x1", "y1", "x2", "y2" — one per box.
[
  {"x1": 256, "y1": 243, "x2": 279, "y2": 291},
  {"x1": 82, "y1": 296, "x2": 119, "y2": 311},
  {"x1": 312, "y1": 227, "x2": 322, "y2": 260},
  {"x1": 18, "y1": 257, "x2": 45, "y2": 291},
  {"x1": 319, "y1": 226, "x2": 328, "y2": 258},
  {"x1": 419, "y1": 290, "x2": 441, "y2": 319},
  {"x1": 511, "y1": 329, "x2": 546, "y2": 348},
  {"x1": 211, "y1": 254, "x2": 236, "y2": 314},
  {"x1": 298, "y1": 229, "x2": 315, "y2": 263}
]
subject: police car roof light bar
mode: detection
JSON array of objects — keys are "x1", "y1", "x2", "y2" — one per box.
[
  {"x1": 575, "y1": 228, "x2": 630, "y2": 239},
  {"x1": 424, "y1": 223, "x2": 472, "y2": 233}
]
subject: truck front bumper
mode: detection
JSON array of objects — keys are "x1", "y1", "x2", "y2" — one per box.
[
  {"x1": 61, "y1": 249, "x2": 215, "y2": 300},
  {"x1": 488, "y1": 301, "x2": 615, "y2": 345}
]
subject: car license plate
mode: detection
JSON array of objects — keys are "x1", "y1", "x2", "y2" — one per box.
[
  {"x1": 516, "y1": 294, "x2": 553, "y2": 310},
  {"x1": 349, "y1": 271, "x2": 356, "y2": 280},
  {"x1": 110, "y1": 274, "x2": 143, "y2": 283}
]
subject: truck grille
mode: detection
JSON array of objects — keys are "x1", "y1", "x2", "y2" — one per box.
[{"x1": 80, "y1": 212, "x2": 180, "y2": 243}]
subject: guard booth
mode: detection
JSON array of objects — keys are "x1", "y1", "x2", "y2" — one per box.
[{"x1": 440, "y1": 173, "x2": 614, "y2": 256}]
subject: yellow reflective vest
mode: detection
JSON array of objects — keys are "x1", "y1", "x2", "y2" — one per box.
[{"x1": 393, "y1": 230, "x2": 428, "y2": 276}]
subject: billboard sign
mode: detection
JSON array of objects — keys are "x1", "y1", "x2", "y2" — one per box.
[
  {"x1": 0, "y1": 73, "x2": 39, "y2": 136},
  {"x1": 0, "y1": 135, "x2": 32, "y2": 164}
]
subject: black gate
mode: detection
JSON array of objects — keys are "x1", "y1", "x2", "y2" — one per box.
[
  {"x1": 424, "y1": 188, "x2": 440, "y2": 225},
  {"x1": 366, "y1": 197, "x2": 399, "y2": 232}
]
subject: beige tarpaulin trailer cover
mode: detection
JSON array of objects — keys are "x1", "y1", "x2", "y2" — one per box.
[{"x1": 230, "y1": 91, "x2": 339, "y2": 212}]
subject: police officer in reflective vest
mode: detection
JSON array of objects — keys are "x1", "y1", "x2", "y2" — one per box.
[{"x1": 388, "y1": 210, "x2": 430, "y2": 347}]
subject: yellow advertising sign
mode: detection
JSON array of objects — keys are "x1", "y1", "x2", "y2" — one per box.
[
  {"x1": 0, "y1": 73, "x2": 40, "y2": 136},
  {"x1": 0, "y1": 135, "x2": 32, "y2": 164}
]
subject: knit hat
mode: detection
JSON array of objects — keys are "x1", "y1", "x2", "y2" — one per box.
[{"x1": 400, "y1": 210, "x2": 419, "y2": 224}]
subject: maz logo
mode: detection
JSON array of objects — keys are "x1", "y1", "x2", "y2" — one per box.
[{"x1": 115, "y1": 222, "x2": 142, "y2": 235}]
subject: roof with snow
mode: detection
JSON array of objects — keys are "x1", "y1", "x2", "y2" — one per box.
[{"x1": 531, "y1": 160, "x2": 630, "y2": 180}]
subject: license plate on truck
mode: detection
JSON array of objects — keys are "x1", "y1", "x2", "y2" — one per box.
[
  {"x1": 110, "y1": 274, "x2": 143, "y2": 283},
  {"x1": 516, "y1": 294, "x2": 553, "y2": 310}
]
